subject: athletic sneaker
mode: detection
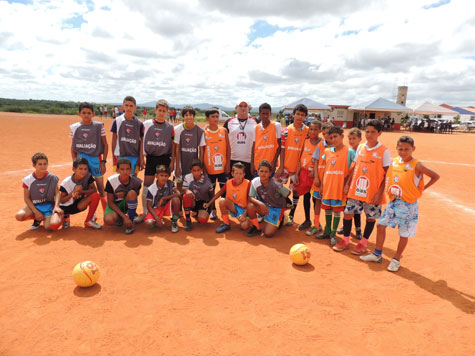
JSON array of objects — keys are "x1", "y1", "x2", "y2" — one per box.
[
  {"x1": 337, "y1": 228, "x2": 344, "y2": 235},
  {"x1": 387, "y1": 258, "x2": 401, "y2": 272},
  {"x1": 285, "y1": 215, "x2": 294, "y2": 226},
  {"x1": 360, "y1": 253, "x2": 382, "y2": 263},
  {"x1": 133, "y1": 214, "x2": 144, "y2": 224},
  {"x1": 210, "y1": 210, "x2": 217, "y2": 221},
  {"x1": 185, "y1": 220, "x2": 193, "y2": 231},
  {"x1": 85, "y1": 220, "x2": 102, "y2": 230},
  {"x1": 115, "y1": 217, "x2": 124, "y2": 227},
  {"x1": 355, "y1": 230, "x2": 362, "y2": 240},
  {"x1": 124, "y1": 226, "x2": 135, "y2": 234},
  {"x1": 306, "y1": 226, "x2": 319, "y2": 236},
  {"x1": 333, "y1": 240, "x2": 349, "y2": 252},
  {"x1": 247, "y1": 226, "x2": 262, "y2": 237},
  {"x1": 316, "y1": 232, "x2": 330, "y2": 240},
  {"x1": 298, "y1": 220, "x2": 311, "y2": 230},
  {"x1": 330, "y1": 236, "x2": 337, "y2": 247},
  {"x1": 257, "y1": 215, "x2": 264, "y2": 223},
  {"x1": 216, "y1": 223, "x2": 231, "y2": 233},
  {"x1": 171, "y1": 221, "x2": 179, "y2": 233},
  {"x1": 30, "y1": 220, "x2": 41, "y2": 230},
  {"x1": 62, "y1": 218, "x2": 70, "y2": 230},
  {"x1": 351, "y1": 242, "x2": 367, "y2": 255}
]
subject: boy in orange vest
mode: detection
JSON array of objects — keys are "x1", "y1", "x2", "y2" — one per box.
[
  {"x1": 360, "y1": 136, "x2": 440, "y2": 271},
  {"x1": 313, "y1": 126, "x2": 355, "y2": 246},
  {"x1": 251, "y1": 103, "x2": 281, "y2": 176},
  {"x1": 275, "y1": 104, "x2": 309, "y2": 226},
  {"x1": 202, "y1": 108, "x2": 231, "y2": 220},
  {"x1": 336, "y1": 119, "x2": 391, "y2": 254}
]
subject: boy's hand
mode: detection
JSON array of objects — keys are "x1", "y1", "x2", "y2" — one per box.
[
  {"x1": 157, "y1": 197, "x2": 165, "y2": 207},
  {"x1": 169, "y1": 161, "x2": 174, "y2": 173},
  {"x1": 313, "y1": 177, "x2": 320, "y2": 187},
  {"x1": 185, "y1": 190, "x2": 195, "y2": 199},
  {"x1": 53, "y1": 206, "x2": 63, "y2": 215},
  {"x1": 343, "y1": 182, "x2": 349, "y2": 195},
  {"x1": 124, "y1": 216, "x2": 133, "y2": 228},
  {"x1": 225, "y1": 162, "x2": 231, "y2": 175},
  {"x1": 261, "y1": 205, "x2": 269, "y2": 216},
  {"x1": 251, "y1": 168, "x2": 257, "y2": 177},
  {"x1": 309, "y1": 170, "x2": 314, "y2": 178},
  {"x1": 33, "y1": 210, "x2": 44, "y2": 221},
  {"x1": 139, "y1": 157, "x2": 145, "y2": 171},
  {"x1": 175, "y1": 167, "x2": 181, "y2": 179},
  {"x1": 155, "y1": 216, "x2": 163, "y2": 226},
  {"x1": 237, "y1": 214, "x2": 246, "y2": 223},
  {"x1": 370, "y1": 191, "x2": 383, "y2": 205},
  {"x1": 116, "y1": 192, "x2": 125, "y2": 200},
  {"x1": 274, "y1": 168, "x2": 283, "y2": 178},
  {"x1": 100, "y1": 162, "x2": 107, "y2": 175},
  {"x1": 203, "y1": 202, "x2": 209, "y2": 209}
]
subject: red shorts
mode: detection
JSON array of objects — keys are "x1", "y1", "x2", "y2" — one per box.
[
  {"x1": 145, "y1": 201, "x2": 171, "y2": 221},
  {"x1": 294, "y1": 168, "x2": 313, "y2": 196}
]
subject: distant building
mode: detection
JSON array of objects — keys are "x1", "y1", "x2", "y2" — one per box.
[{"x1": 396, "y1": 86, "x2": 408, "y2": 106}]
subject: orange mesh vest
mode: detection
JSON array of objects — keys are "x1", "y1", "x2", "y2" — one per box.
[
  {"x1": 348, "y1": 143, "x2": 387, "y2": 203},
  {"x1": 204, "y1": 127, "x2": 227, "y2": 174},
  {"x1": 386, "y1": 158, "x2": 424, "y2": 203},
  {"x1": 225, "y1": 178, "x2": 250, "y2": 208},
  {"x1": 284, "y1": 124, "x2": 309, "y2": 173},
  {"x1": 322, "y1": 146, "x2": 350, "y2": 201},
  {"x1": 311, "y1": 140, "x2": 327, "y2": 193},
  {"x1": 300, "y1": 138, "x2": 318, "y2": 170},
  {"x1": 254, "y1": 122, "x2": 278, "y2": 170}
]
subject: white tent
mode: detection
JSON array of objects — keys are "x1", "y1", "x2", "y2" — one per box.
[{"x1": 413, "y1": 102, "x2": 458, "y2": 116}]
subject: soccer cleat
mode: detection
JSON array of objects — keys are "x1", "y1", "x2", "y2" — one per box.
[
  {"x1": 285, "y1": 215, "x2": 294, "y2": 226},
  {"x1": 247, "y1": 225, "x2": 262, "y2": 237},
  {"x1": 316, "y1": 232, "x2": 330, "y2": 239},
  {"x1": 298, "y1": 220, "x2": 311, "y2": 230},
  {"x1": 333, "y1": 240, "x2": 349, "y2": 252},
  {"x1": 351, "y1": 242, "x2": 368, "y2": 255},
  {"x1": 360, "y1": 253, "x2": 383, "y2": 263},
  {"x1": 62, "y1": 219, "x2": 70, "y2": 229},
  {"x1": 133, "y1": 214, "x2": 144, "y2": 224},
  {"x1": 216, "y1": 223, "x2": 231, "y2": 233},
  {"x1": 124, "y1": 226, "x2": 135, "y2": 234},
  {"x1": 337, "y1": 228, "x2": 344, "y2": 235},
  {"x1": 171, "y1": 221, "x2": 179, "y2": 233},
  {"x1": 115, "y1": 217, "x2": 124, "y2": 227},
  {"x1": 330, "y1": 236, "x2": 337, "y2": 247},
  {"x1": 210, "y1": 210, "x2": 217, "y2": 221},
  {"x1": 257, "y1": 215, "x2": 264, "y2": 223},
  {"x1": 30, "y1": 220, "x2": 41, "y2": 230},
  {"x1": 85, "y1": 220, "x2": 102, "y2": 230},
  {"x1": 185, "y1": 220, "x2": 193, "y2": 231},
  {"x1": 306, "y1": 226, "x2": 319, "y2": 236},
  {"x1": 387, "y1": 258, "x2": 401, "y2": 272}
]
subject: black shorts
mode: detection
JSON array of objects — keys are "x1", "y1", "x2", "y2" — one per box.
[
  {"x1": 208, "y1": 173, "x2": 228, "y2": 189},
  {"x1": 145, "y1": 155, "x2": 172, "y2": 176},
  {"x1": 60, "y1": 201, "x2": 83, "y2": 215},
  {"x1": 230, "y1": 160, "x2": 252, "y2": 181},
  {"x1": 192, "y1": 200, "x2": 210, "y2": 213}
]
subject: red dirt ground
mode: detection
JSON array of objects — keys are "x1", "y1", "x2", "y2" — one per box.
[{"x1": 1, "y1": 112, "x2": 474, "y2": 356}]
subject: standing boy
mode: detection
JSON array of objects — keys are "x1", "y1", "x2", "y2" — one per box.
[
  {"x1": 103, "y1": 158, "x2": 142, "y2": 234},
  {"x1": 275, "y1": 104, "x2": 309, "y2": 226},
  {"x1": 140, "y1": 99, "x2": 175, "y2": 221},
  {"x1": 247, "y1": 160, "x2": 290, "y2": 238},
  {"x1": 251, "y1": 103, "x2": 281, "y2": 176},
  {"x1": 59, "y1": 157, "x2": 102, "y2": 229},
  {"x1": 314, "y1": 126, "x2": 355, "y2": 247},
  {"x1": 339, "y1": 119, "x2": 391, "y2": 254},
  {"x1": 202, "y1": 108, "x2": 231, "y2": 220},
  {"x1": 70, "y1": 102, "x2": 108, "y2": 211},
  {"x1": 15, "y1": 153, "x2": 63, "y2": 231},
  {"x1": 111, "y1": 96, "x2": 144, "y2": 176},
  {"x1": 144, "y1": 165, "x2": 181, "y2": 233},
  {"x1": 360, "y1": 136, "x2": 440, "y2": 271}
]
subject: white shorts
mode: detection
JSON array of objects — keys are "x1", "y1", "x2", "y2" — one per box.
[{"x1": 378, "y1": 199, "x2": 419, "y2": 238}]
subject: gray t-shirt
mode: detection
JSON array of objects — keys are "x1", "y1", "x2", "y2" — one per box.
[
  {"x1": 143, "y1": 120, "x2": 174, "y2": 157},
  {"x1": 70, "y1": 121, "x2": 105, "y2": 156},
  {"x1": 105, "y1": 174, "x2": 142, "y2": 202},
  {"x1": 175, "y1": 124, "x2": 205, "y2": 176},
  {"x1": 146, "y1": 180, "x2": 175, "y2": 208},
  {"x1": 59, "y1": 173, "x2": 95, "y2": 207},
  {"x1": 250, "y1": 177, "x2": 289, "y2": 209},
  {"x1": 183, "y1": 173, "x2": 213, "y2": 202},
  {"x1": 22, "y1": 172, "x2": 59, "y2": 205},
  {"x1": 112, "y1": 115, "x2": 144, "y2": 157}
]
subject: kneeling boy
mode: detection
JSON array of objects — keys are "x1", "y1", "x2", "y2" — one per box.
[
  {"x1": 16, "y1": 152, "x2": 63, "y2": 231},
  {"x1": 59, "y1": 157, "x2": 102, "y2": 229},
  {"x1": 145, "y1": 165, "x2": 181, "y2": 233}
]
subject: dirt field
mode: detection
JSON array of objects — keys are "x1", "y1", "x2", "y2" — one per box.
[{"x1": 1, "y1": 112, "x2": 474, "y2": 356}]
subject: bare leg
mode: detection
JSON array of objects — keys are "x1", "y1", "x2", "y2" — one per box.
[{"x1": 394, "y1": 237, "x2": 408, "y2": 260}]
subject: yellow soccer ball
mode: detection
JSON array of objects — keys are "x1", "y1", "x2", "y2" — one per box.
[
  {"x1": 289, "y1": 244, "x2": 311, "y2": 265},
  {"x1": 72, "y1": 261, "x2": 100, "y2": 287}
]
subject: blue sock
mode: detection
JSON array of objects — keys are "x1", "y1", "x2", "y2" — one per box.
[
  {"x1": 374, "y1": 249, "x2": 382, "y2": 256},
  {"x1": 127, "y1": 199, "x2": 138, "y2": 220}
]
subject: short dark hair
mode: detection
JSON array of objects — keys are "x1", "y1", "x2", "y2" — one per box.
[
  {"x1": 232, "y1": 162, "x2": 245, "y2": 172},
  {"x1": 309, "y1": 119, "x2": 322, "y2": 129},
  {"x1": 182, "y1": 105, "x2": 196, "y2": 117},
  {"x1": 328, "y1": 126, "x2": 344, "y2": 135},
  {"x1": 78, "y1": 102, "x2": 94, "y2": 112},
  {"x1": 117, "y1": 158, "x2": 132, "y2": 169},
  {"x1": 32, "y1": 152, "x2": 48, "y2": 165},
  {"x1": 205, "y1": 108, "x2": 219, "y2": 118},
  {"x1": 348, "y1": 127, "x2": 362, "y2": 138},
  {"x1": 397, "y1": 135, "x2": 415, "y2": 147},
  {"x1": 73, "y1": 157, "x2": 89, "y2": 168},
  {"x1": 156, "y1": 164, "x2": 170, "y2": 175},
  {"x1": 259, "y1": 103, "x2": 272, "y2": 113},
  {"x1": 258, "y1": 160, "x2": 272, "y2": 171},
  {"x1": 322, "y1": 122, "x2": 333, "y2": 131},
  {"x1": 155, "y1": 99, "x2": 169, "y2": 109},
  {"x1": 190, "y1": 159, "x2": 203, "y2": 169},
  {"x1": 123, "y1": 96, "x2": 136, "y2": 105},
  {"x1": 293, "y1": 104, "x2": 308, "y2": 116},
  {"x1": 366, "y1": 119, "x2": 383, "y2": 132}
]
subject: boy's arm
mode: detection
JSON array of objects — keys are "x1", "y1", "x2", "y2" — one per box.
[
  {"x1": 112, "y1": 133, "x2": 118, "y2": 161},
  {"x1": 416, "y1": 163, "x2": 440, "y2": 191},
  {"x1": 250, "y1": 142, "x2": 256, "y2": 176},
  {"x1": 101, "y1": 136, "x2": 108, "y2": 174},
  {"x1": 107, "y1": 193, "x2": 128, "y2": 220},
  {"x1": 204, "y1": 185, "x2": 226, "y2": 209},
  {"x1": 199, "y1": 145, "x2": 205, "y2": 161},
  {"x1": 60, "y1": 189, "x2": 73, "y2": 204},
  {"x1": 146, "y1": 199, "x2": 159, "y2": 220},
  {"x1": 71, "y1": 146, "x2": 77, "y2": 161},
  {"x1": 276, "y1": 147, "x2": 285, "y2": 177},
  {"x1": 23, "y1": 188, "x2": 42, "y2": 220},
  {"x1": 294, "y1": 161, "x2": 302, "y2": 186},
  {"x1": 225, "y1": 131, "x2": 231, "y2": 174},
  {"x1": 271, "y1": 138, "x2": 281, "y2": 172},
  {"x1": 139, "y1": 138, "x2": 145, "y2": 170},
  {"x1": 82, "y1": 182, "x2": 97, "y2": 197},
  {"x1": 370, "y1": 166, "x2": 389, "y2": 205},
  {"x1": 53, "y1": 184, "x2": 63, "y2": 214},
  {"x1": 170, "y1": 142, "x2": 176, "y2": 173},
  {"x1": 175, "y1": 144, "x2": 181, "y2": 178}
]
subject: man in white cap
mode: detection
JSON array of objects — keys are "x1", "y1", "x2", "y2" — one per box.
[{"x1": 223, "y1": 100, "x2": 257, "y2": 180}]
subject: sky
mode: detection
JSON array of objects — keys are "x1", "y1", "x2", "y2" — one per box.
[{"x1": 0, "y1": 0, "x2": 474, "y2": 108}]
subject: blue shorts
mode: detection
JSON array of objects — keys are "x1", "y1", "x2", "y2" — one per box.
[
  {"x1": 78, "y1": 153, "x2": 102, "y2": 177},
  {"x1": 311, "y1": 189, "x2": 322, "y2": 200},
  {"x1": 35, "y1": 202, "x2": 53, "y2": 217},
  {"x1": 321, "y1": 199, "x2": 345, "y2": 212},
  {"x1": 379, "y1": 199, "x2": 419, "y2": 238},
  {"x1": 230, "y1": 204, "x2": 246, "y2": 218},
  {"x1": 264, "y1": 205, "x2": 285, "y2": 227},
  {"x1": 117, "y1": 156, "x2": 139, "y2": 175}
]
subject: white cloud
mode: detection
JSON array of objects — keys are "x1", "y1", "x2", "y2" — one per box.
[{"x1": 0, "y1": 0, "x2": 474, "y2": 108}]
